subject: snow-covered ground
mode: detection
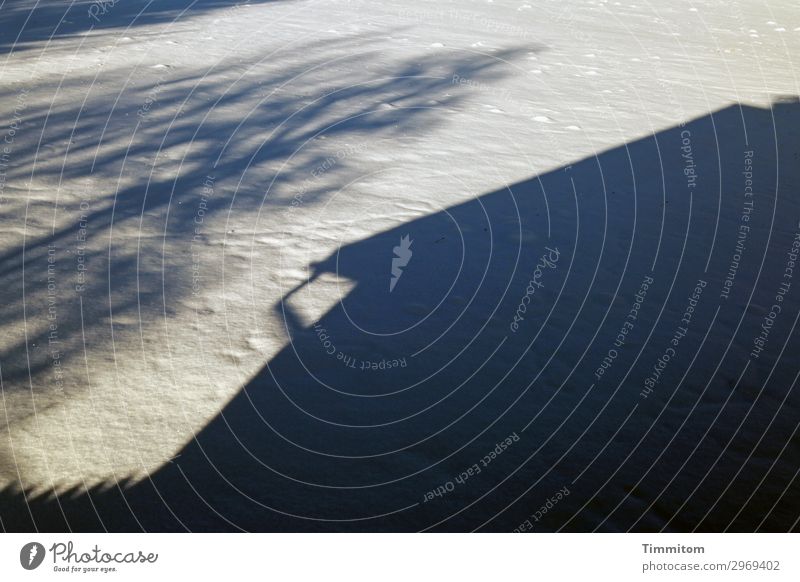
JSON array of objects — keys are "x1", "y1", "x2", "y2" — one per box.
[{"x1": 1, "y1": 0, "x2": 799, "y2": 531}]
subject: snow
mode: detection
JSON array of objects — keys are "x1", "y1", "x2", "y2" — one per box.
[{"x1": 0, "y1": 0, "x2": 798, "y2": 531}]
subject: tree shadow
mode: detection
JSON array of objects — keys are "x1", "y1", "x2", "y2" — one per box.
[
  {"x1": 3, "y1": 96, "x2": 800, "y2": 532},
  {"x1": 0, "y1": 20, "x2": 538, "y2": 519},
  {"x1": 0, "y1": 32, "x2": 531, "y2": 397}
]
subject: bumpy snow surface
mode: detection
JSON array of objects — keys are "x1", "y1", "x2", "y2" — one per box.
[{"x1": 1, "y1": 0, "x2": 799, "y2": 531}]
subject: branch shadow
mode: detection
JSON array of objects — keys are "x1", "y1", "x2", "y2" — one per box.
[
  {"x1": 0, "y1": 0, "x2": 283, "y2": 55},
  {"x1": 0, "y1": 33, "x2": 532, "y2": 399}
]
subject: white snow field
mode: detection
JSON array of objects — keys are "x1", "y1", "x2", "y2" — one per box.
[{"x1": 0, "y1": 0, "x2": 799, "y2": 531}]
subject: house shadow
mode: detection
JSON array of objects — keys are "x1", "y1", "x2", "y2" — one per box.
[{"x1": 3, "y1": 97, "x2": 800, "y2": 532}]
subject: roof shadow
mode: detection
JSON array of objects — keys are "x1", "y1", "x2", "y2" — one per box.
[{"x1": 3, "y1": 97, "x2": 800, "y2": 532}]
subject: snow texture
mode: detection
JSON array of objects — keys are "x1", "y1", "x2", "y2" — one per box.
[{"x1": 0, "y1": 0, "x2": 799, "y2": 531}]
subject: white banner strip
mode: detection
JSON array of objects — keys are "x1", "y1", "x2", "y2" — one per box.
[{"x1": 0, "y1": 534, "x2": 796, "y2": 581}]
